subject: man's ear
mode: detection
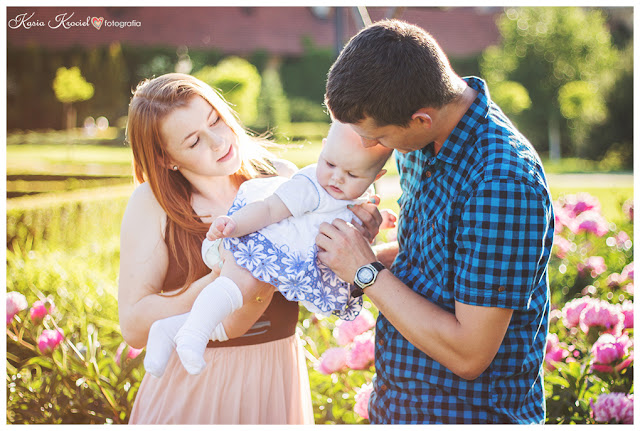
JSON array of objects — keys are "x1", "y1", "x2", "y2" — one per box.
[
  {"x1": 411, "y1": 109, "x2": 432, "y2": 128},
  {"x1": 374, "y1": 169, "x2": 387, "y2": 181}
]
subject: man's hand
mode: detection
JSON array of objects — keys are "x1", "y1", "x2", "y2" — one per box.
[
  {"x1": 207, "y1": 215, "x2": 237, "y2": 240},
  {"x1": 348, "y1": 196, "x2": 384, "y2": 243},
  {"x1": 316, "y1": 219, "x2": 377, "y2": 283}
]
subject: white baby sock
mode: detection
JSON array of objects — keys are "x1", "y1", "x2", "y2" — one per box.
[
  {"x1": 144, "y1": 313, "x2": 229, "y2": 378},
  {"x1": 174, "y1": 276, "x2": 243, "y2": 375},
  {"x1": 144, "y1": 312, "x2": 189, "y2": 378}
]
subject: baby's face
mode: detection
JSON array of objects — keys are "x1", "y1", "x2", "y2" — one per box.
[{"x1": 316, "y1": 124, "x2": 386, "y2": 200}]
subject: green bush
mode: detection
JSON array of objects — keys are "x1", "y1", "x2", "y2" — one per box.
[
  {"x1": 254, "y1": 66, "x2": 290, "y2": 135},
  {"x1": 289, "y1": 97, "x2": 330, "y2": 123},
  {"x1": 194, "y1": 57, "x2": 262, "y2": 125}
]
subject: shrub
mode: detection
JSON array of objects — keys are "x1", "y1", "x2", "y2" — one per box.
[{"x1": 194, "y1": 57, "x2": 262, "y2": 125}]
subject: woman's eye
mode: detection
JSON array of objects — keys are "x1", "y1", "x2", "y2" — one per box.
[
  {"x1": 190, "y1": 138, "x2": 199, "y2": 148},
  {"x1": 210, "y1": 116, "x2": 220, "y2": 127}
]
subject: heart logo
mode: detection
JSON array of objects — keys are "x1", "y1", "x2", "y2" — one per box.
[{"x1": 91, "y1": 17, "x2": 104, "y2": 30}]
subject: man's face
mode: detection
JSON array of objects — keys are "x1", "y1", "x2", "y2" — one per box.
[{"x1": 349, "y1": 116, "x2": 431, "y2": 154}]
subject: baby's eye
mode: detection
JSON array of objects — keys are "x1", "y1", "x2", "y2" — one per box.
[
  {"x1": 347, "y1": 172, "x2": 357, "y2": 178},
  {"x1": 326, "y1": 161, "x2": 335, "y2": 168}
]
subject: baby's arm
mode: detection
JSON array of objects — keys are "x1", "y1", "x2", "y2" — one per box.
[{"x1": 207, "y1": 194, "x2": 292, "y2": 240}]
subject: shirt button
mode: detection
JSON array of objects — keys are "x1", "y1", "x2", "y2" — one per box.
[
  {"x1": 426, "y1": 171, "x2": 431, "y2": 178},
  {"x1": 498, "y1": 286, "x2": 506, "y2": 292},
  {"x1": 413, "y1": 217, "x2": 418, "y2": 223},
  {"x1": 378, "y1": 339, "x2": 384, "y2": 346},
  {"x1": 381, "y1": 384, "x2": 388, "y2": 391}
]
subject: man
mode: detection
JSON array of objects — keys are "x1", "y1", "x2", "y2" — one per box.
[{"x1": 316, "y1": 20, "x2": 554, "y2": 424}]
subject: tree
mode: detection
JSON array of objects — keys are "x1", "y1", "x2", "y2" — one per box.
[
  {"x1": 480, "y1": 7, "x2": 619, "y2": 159},
  {"x1": 52, "y1": 66, "x2": 94, "y2": 130}
]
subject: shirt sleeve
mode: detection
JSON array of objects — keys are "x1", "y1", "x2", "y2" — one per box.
[
  {"x1": 454, "y1": 178, "x2": 552, "y2": 310},
  {"x1": 273, "y1": 171, "x2": 321, "y2": 218}
]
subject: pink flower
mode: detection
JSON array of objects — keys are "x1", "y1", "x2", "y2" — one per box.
[
  {"x1": 579, "y1": 299, "x2": 624, "y2": 334},
  {"x1": 607, "y1": 231, "x2": 632, "y2": 250},
  {"x1": 572, "y1": 211, "x2": 609, "y2": 237},
  {"x1": 591, "y1": 332, "x2": 633, "y2": 372},
  {"x1": 316, "y1": 347, "x2": 348, "y2": 375},
  {"x1": 347, "y1": 331, "x2": 375, "y2": 370},
  {"x1": 621, "y1": 262, "x2": 634, "y2": 281},
  {"x1": 333, "y1": 308, "x2": 375, "y2": 346},
  {"x1": 562, "y1": 296, "x2": 592, "y2": 328},
  {"x1": 553, "y1": 206, "x2": 575, "y2": 234},
  {"x1": 618, "y1": 301, "x2": 633, "y2": 329},
  {"x1": 29, "y1": 300, "x2": 54, "y2": 324},
  {"x1": 553, "y1": 235, "x2": 573, "y2": 259},
  {"x1": 591, "y1": 392, "x2": 634, "y2": 424},
  {"x1": 115, "y1": 341, "x2": 143, "y2": 366},
  {"x1": 624, "y1": 282, "x2": 634, "y2": 295},
  {"x1": 606, "y1": 273, "x2": 624, "y2": 289},
  {"x1": 622, "y1": 199, "x2": 633, "y2": 223},
  {"x1": 577, "y1": 256, "x2": 607, "y2": 278},
  {"x1": 545, "y1": 333, "x2": 569, "y2": 369},
  {"x1": 7, "y1": 291, "x2": 28, "y2": 324},
  {"x1": 37, "y1": 329, "x2": 64, "y2": 354},
  {"x1": 354, "y1": 383, "x2": 373, "y2": 420},
  {"x1": 563, "y1": 193, "x2": 601, "y2": 217}
]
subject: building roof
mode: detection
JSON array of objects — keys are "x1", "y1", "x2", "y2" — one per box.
[{"x1": 7, "y1": 6, "x2": 501, "y2": 57}]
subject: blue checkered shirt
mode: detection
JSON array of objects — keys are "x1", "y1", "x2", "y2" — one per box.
[{"x1": 369, "y1": 77, "x2": 553, "y2": 424}]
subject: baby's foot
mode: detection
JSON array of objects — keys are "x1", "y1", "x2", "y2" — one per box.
[
  {"x1": 174, "y1": 327, "x2": 208, "y2": 375},
  {"x1": 143, "y1": 314, "x2": 188, "y2": 378}
]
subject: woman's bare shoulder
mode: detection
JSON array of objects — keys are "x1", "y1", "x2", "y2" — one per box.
[{"x1": 122, "y1": 182, "x2": 167, "y2": 231}]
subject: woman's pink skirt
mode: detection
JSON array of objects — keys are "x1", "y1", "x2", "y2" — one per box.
[{"x1": 129, "y1": 334, "x2": 314, "y2": 424}]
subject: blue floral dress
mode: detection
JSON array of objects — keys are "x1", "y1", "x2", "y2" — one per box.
[{"x1": 223, "y1": 165, "x2": 366, "y2": 320}]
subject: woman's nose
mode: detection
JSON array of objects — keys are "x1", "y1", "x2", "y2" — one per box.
[{"x1": 205, "y1": 130, "x2": 225, "y2": 150}]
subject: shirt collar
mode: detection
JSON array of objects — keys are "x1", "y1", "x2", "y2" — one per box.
[{"x1": 431, "y1": 76, "x2": 490, "y2": 166}]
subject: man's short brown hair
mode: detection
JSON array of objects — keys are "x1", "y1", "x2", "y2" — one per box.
[{"x1": 325, "y1": 19, "x2": 461, "y2": 127}]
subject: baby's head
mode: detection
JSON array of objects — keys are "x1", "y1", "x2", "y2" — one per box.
[{"x1": 317, "y1": 121, "x2": 393, "y2": 200}]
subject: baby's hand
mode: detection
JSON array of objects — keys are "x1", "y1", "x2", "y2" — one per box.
[
  {"x1": 380, "y1": 209, "x2": 398, "y2": 230},
  {"x1": 207, "y1": 216, "x2": 237, "y2": 240}
]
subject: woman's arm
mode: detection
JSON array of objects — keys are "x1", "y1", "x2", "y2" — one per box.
[
  {"x1": 118, "y1": 184, "x2": 215, "y2": 348},
  {"x1": 118, "y1": 183, "x2": 277, "y2": 348}
]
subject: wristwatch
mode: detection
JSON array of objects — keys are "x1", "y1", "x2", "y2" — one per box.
[{"x1": 351, "y1": 262, "x2": 385, "y2": 298}]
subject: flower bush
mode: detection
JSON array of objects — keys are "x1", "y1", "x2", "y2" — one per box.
[{"x1": 544, "y1": 193, "x2": 633, "y2": 424}]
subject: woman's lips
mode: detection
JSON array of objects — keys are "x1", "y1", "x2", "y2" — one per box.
[{"x1": 218, "y1": 145, "x2": 233, "y2": 162}]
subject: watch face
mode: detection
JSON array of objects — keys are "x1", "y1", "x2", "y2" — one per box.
[{"x1": 358, "y1": 267, "x2": 374, "y2": 284}]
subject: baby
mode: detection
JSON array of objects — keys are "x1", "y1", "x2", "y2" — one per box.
[{"x1": 144, "y1": 121, "x2": 394, "y2": 377}]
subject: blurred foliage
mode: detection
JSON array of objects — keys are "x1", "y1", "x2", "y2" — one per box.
[
  {"x1": 480, "y1": 7, "x2": 627, "y2": 160},
  {"x1": 489, "y1": 81, "x2": 531, "y2": 115},
  {"x1": 52, "y1": 67, "x2": 94, "y2": 104},
  {"x1": 289, "y1": 97, "x2": 330, "y2": 123},
  {"x1": 194, "y1": 57, "x2": 262, "y2": 126},
  {"x1": 254, "y1": 65, "x2": 291, "y2": 136}
]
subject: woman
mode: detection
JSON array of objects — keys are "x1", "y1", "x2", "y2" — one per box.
[{"x1": 118, "y1": 73, "x2": 312, "y2": 424}]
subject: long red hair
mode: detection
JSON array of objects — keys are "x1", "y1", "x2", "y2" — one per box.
[{"x1": 126, "y1": 73, "x2": 276, "y2": 295}]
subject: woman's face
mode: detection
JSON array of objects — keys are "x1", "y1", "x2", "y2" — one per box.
[{"x1": 160, "y1": 95, "x2": 241, "y2": 179}]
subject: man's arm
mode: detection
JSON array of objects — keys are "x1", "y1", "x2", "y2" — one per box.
[{"x1": 316, "y1": 219, "x2": 512, "y2": 380}]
